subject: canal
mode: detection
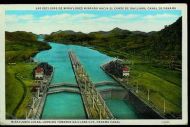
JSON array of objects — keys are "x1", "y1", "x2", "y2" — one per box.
[{"x1": 34, "y1": 42, "x2": 139, "y2": 119}]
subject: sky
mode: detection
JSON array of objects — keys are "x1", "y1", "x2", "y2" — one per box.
[{"x1": 5, "y1": 10, "x2": 181, "y2": 34}]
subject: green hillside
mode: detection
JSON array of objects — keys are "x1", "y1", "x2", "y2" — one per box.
[
  {"x1": 5, "y1": 17, "x2": 182, "y2": 119},
  {"x1": 5, "y1": 31, "x2": 51, "y2": 118},
  {"x1": 44, "y1": 17, "x2": 182, "y2": 118},
  {"x1": 45, "y1": 17, "x2": 182, "y2": 69},
  {"x1": 6, "y1": 31, "x2": 51, "y2": 63}
]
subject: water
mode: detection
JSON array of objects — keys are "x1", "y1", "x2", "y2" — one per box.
[
  {"x1": 37, "y1": 35, "x2": 45, "y2": 42},
  {"x1": 34, "y1": 43, "x2": 77, "y2": 84},
  {"x1": 41, "y1": 92, "x2": 86, "y2": 119},
  {"x1": 106, "y1": 99, "x2": 138, "y2": 119},
  {"x1": 68, "y1": 46, "x2": 115, "y2": 83},
  {"x1": 34, "y1": 42, "x2": 139, "y2": 119}
]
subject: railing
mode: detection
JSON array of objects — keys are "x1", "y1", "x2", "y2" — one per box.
[
  {"x1": 68, "y1": 51, "x2": 114, "y2": 119},
  {"x1": 27, "y1": 67, "x2": 54, "y2": 119},
  {"x1": 50, "y1": 82, "x2": 77, "y2": 87},
  {"x1": 47, "y1": 87, "x2": 80, "y2": 94}
]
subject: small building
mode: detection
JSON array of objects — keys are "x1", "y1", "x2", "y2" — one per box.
[
  {"x1": 34, "y1": 67, "x2": 44, "y2": 80},
  {"x1": 122, "y1": 67, "x2": 130, "y2": 77},
  {"x1": 103, "y1": 59, "x2": 130, "y2": 78},
  {"x1": 33, "y1": 62, "x2": 53, "y2": 80},
  {"x1": 104, "y1": 59, "x2": 123, "y2": 78},
  {"x1": 38, "y1": 62, "x2": 53, "y2": 76}
]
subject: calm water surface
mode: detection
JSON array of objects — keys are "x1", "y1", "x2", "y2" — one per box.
[
  {"x1": 41, "y1": 92, "x2": 86, "y2": 119},
  {"x1": 34, "y1": 42, "x2": 139, "y2": 119}
]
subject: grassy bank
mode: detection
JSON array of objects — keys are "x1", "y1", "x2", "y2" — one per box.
[
  {"x1": 90, "y1": 44, "x2": 182, "y2": 117},
  {"x1": 5, "y1": 31, "x2": 51, "y2": 118},
  {"x1": 126, "y1": 64, "x2": 181, "y2": 116},
  {"x1": 6, "y1": 67, "x2": 24, "y2": 118},
  {"x1": 6, "y1": 62, "x2": 37, "y2": 119},
  {"x1": 51, "y1": 40, "x2": 182, "y2": 116}
]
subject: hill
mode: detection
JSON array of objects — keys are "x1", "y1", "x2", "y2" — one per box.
[
  {"x1": 44, "y1": 17, "x2": 182, "y2": 69},
  {"x1": 5, "y1": 31, "x2": 51, "y2": 63},
  {"x1": 5, "y1": 31, "x2": 51, "y2": 118}
]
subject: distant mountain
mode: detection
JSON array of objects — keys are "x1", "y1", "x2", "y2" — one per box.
[
  {"x1": 6, "y1": 31, "x2": 37, "y2": 42},
  {"x1": 44, "y1": 17, "x2": 182, "y2": 68},
  {"x1": 111, "y1": 27, "x2": 131, "y2": 33},
  {"x1": 51, "y1": 30, "x2": 83, "y2": 35},
  {"x1": 132, "y1": 31, "x2": 147, "y2": 35},
  {"x1": 52, "y1": 30, "x2": 72, "y2": 35},
  {"x1": 45, "y1": 30, "x2": 92, "y2": 44}
]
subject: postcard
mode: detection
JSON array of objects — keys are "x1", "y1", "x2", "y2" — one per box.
[{"x1": 0, "y1": 4, "x2": 188, "y2": 125}]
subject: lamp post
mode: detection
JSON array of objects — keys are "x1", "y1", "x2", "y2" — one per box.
[
  {"x1": 25, "y1": 111, "x2": 28, "y2": 119},
  {"x1": 37, "y1": 87, "x2": 40, "y2": 99},
  {"x1": 136, "y1": 81, "x2": 139, "y2": 93},
  {"x1": 92, "y1": 94, "x2": 95, "y2": 108},
  {"x1": 99, "y1": 108, "x2": 102, "y2": 119},
  {"x1": 164, "y1": 99, "x2": 166, "y2": 113},
  {"x1": 85, "y1": 82, "x2": 87, "y2": 91},
  {"x1": 32, "y1": 97, "x2": 35, "y2": 110},
  {"x1": 96, "y1": 93, "x2": 98, "y2": 102},
  {"x1": 103, "y1": 102, "x2": 106, "y2": 116}
]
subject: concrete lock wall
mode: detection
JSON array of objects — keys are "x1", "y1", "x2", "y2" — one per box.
[
  {"x1": 99, "y1": 89, "x2": 163, "y2": 119},
  {"x1": 126, "y1": 91, "x2": 164, "y2": 119},
  {"x1": 100, "y1": 89, "x2": 128, "y2": 99},
  {"x1": 111, "y1": 90, "x2": 128, "y2": 99},
  {"x1": 100, "y1": 90, "x2": 112, "y2": 99}
]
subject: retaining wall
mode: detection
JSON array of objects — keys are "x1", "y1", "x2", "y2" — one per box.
[
  {"x1": 99, "y1": 89, "x2": 164, "y2": 119},
  {"x1": 100, "y1": 89, "x2": 128, "y2": 100},
  {"x1": 127, "y1": 91, "x2": 164, "y2": 119}
]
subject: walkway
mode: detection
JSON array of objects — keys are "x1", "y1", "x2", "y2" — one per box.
[
  {"x1": 50, "y1": 82, "x2": 77, "y2": 87},
  {"x1": 47, "y1": 87, "x2": 80, "y2": 94},
  {"x1": 68, "y1": 51, "x2": 114, "y2": 119}
]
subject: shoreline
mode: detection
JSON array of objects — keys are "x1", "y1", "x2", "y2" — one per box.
[{"x1": 100, "y1": 65, "x2": 165, "y2": 119}]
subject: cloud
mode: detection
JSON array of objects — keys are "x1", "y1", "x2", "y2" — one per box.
[
  {"x1": 72, "y1": 13, "x2": 96, "y2": 18},
  {"x1": 5, "y1": 14, "x2": 34, "y2": 24},
  {"x1": 39, "y1": 13, "x2": 95, "y2": 22},
  {"x1": 112, "y1": 14, "x2": 139, "y2": 19},
  {"x1": 92, "y1": 17, "x2": 113, "y2": 22},
  {"x1": 144, "y1": 13, "x2": 178, "y2": 20},
  {"x1": 5, "y1": 13, "x2": 180, "y2": 34},
  {"x1": 18, "y1": 15, "x2": 33, "y2": 20},
  {"x1": 40, "y1": 14, "x2": 70, "y2": 20}
]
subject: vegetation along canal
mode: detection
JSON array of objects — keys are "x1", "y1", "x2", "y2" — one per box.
[
  {"x1": 5, "y1": 16, "x2": 182, "y2": 120},
  {"x1": 34, "y1": 42, "x2": 139, "y2": 119}
]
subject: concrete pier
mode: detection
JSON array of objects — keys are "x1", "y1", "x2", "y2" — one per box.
[
  {"x1": 68, "y1": 51, "x2": 114, "y2": 119},
  {"x1": 27, "y1": 67, "x2": 54, "y2": 119}
]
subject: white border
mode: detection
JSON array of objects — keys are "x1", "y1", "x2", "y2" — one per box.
[{"x1": 0, "y1": 4, "x2": 188, "y2": 125}]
